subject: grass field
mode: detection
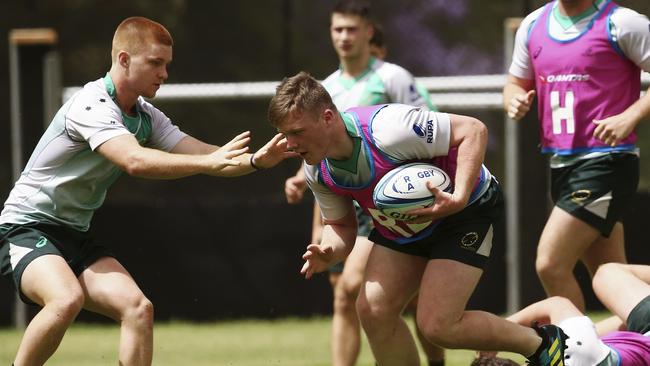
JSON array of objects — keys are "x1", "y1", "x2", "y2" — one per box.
[{"x1": 0, "y1": 316, "x2": 528, "y2": 366}]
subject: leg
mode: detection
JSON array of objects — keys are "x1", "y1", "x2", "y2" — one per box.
[
  {"x1": 580, "y1": 222, "x2": 626, "y2": 277},
  {"x1": 406, "y1": 295, "x2": 446, "y2": 366},
  {"x1": 415, "y1": 259, "x2": 542, "y2": 356},
  {"x1": 592, "y1": 263, "x2": 650, "y2": 323},
  {"x1": 330, "y1": 236, "x2": 372, "y2": 366},
  {"x1": 79, "y1": 257, "x2": 153, "y2": 366},
  {"x1": 535, "y1": 207, "x2": 601, "y2": 311},
  {"x1": 15, "y1": 255, "x2": 85, "y2": 366},
  {"x1": 357, "y1": 245, "x2": 426, "y2": 366}
]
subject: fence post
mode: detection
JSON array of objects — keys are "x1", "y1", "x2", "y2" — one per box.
[{"x1": 8, "y1": 27, "x2": 60, "y2": 329}]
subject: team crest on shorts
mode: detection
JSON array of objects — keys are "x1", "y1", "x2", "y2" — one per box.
[
  {"x1": 571, "y1": 189, "x2": 591, "y2": 204},
  {"x1": 459, "y1": 232, "x2": 479, "y2": 249}
]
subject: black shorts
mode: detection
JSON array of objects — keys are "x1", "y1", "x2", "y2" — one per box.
[
  {"x1": 627, "y1": 295, "x2": 650, "y2": 335},
  {"x1": 551, "y1": 153, "x2": 639, "y2": 236},
  {"x1": 0, "y1": 221, "x2": 114, "y2": 304},
  {"x1": 368, "y1": 178, "x2": 504, "y2": 269}
]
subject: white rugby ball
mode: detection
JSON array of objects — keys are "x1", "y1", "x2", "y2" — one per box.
[{"x1": 373, "y1": 162, "x2": 452, "y2": 221}]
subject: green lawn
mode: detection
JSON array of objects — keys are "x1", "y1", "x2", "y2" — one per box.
[{"x1": 0, "y1": 317, "x2": 527, "y2": 366}]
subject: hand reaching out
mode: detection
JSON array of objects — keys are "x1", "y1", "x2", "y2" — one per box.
[
  {"x1": 300, "y1": 244, "x2": 334, "y2": 279},
  {"x1": 207, "y1": 131, "x2": 251, "y2": 172}
]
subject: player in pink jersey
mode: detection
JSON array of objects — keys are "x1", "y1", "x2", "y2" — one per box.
[
  {"x1": 269, "y1": 71, "x2": 570, "y2": 366},
  {"x1": 478, "y1": 262, "x2": 650, "y2": 366},
  {"x1": 504, "y1": 0, "x2": 650, "y2": 310}
]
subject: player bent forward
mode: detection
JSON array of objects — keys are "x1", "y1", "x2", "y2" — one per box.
[{"x1": 267, "y1": 71, "x2": 568, "y2": 366}]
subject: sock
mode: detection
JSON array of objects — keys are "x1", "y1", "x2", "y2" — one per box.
[{"x1": 429, "y1": 358, "x2": 445, "y2": 366}]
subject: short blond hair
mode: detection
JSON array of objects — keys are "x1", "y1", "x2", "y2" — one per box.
[
  {"x1": 268, "y1": 71, "x2": 337, "y2": 127},
  {"x1": 111, "y1": 16, "x2": 173, "y2": 61}
]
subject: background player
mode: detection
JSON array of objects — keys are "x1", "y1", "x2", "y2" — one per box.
[{"x1": 503, "y1": 0, "x2": 650, "y2": 310}]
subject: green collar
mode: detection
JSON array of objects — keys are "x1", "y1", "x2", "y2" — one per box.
[
  {"x1": 327, "y1": 112, "x2": 362, "y2": 173},
  {"x1": 339, "y1": 57, "x2": 377, "y2": 89},
  {"x1": 552, "y1": 0, "x2": 604, "y2": 28},
  {"x1": 103, "y1": 72, "x2": 117, "y2": 100}
]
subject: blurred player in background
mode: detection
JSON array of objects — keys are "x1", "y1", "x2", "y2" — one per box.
[
  {"x1": 283, "y1": 1, "x2": 442, "y2": 365},
  {"x1": 270, "y1": 71, "x2": 568, "y2": 366},
  {"x1": 0, "y1": 16, "x2": 292, "y2": 366},
  {"x1": 503, "y1": 0, "x2": 650, "y2": 311}
]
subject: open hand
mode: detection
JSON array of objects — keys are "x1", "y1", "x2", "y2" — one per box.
[
  {"x1": 300, "y1": 244, "x2": 333, "y2": 279},
  {"x1": 208, "y1": 131, "x2": 251, "y2": 171},
  {"x1": 252, "y1": 133, "x2": 299, "y2": 169}
]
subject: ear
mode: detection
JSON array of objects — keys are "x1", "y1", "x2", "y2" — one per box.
[
  {"x1": 117, "y1": 51, "x2": 130, "y2": 68},
  {"x1": 322, "y1": 108, "x2": 335, "y2": 124}
]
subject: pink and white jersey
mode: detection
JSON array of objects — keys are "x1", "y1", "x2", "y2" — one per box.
[
  {"x1": 312, "y1": 104, "x2": 490, "y2": 244},
  {"x1": 528, "y1": 0, "x2": 641, "y2": 154}
]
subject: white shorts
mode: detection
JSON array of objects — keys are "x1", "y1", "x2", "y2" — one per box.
[{"x1": 558, "y1": 316, "x2": 617, "y2": 366}]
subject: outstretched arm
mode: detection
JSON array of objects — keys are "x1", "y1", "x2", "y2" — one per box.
[{"x1": 97, "y1": 131, "x2": 251, "y2": 179}]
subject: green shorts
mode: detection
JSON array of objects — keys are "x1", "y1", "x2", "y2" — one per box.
[
  {"x1": 627, "y1": 295, "x2": 650, "y2": 335},
  {"x1": 368, "y1": 178, "x2": 504, "y2": 269},
  {"x1": 0, "y1": 221, "x2": 114, "y2": 304},
  {"x1": 551, "y1": 153, "x2": 639, "y2": 236}
]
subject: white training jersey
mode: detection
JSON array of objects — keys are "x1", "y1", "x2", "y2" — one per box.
[
  {"x1": 0, "y1": 74, "x2": 187, "y2": 231},
  {"x1": 509, "y1": 0, "x2": 650, "y2": 80},
  {"x1": 305, "y1": 104, "x2": 452, "y2": 221},
  {"x1": 322, "y1": 57, "x2": 431, "y2": 111}
]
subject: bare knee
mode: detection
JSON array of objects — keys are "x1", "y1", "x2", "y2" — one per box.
[
  {"x1": 333, "y1": 274, "x2": 361, "y2": 314},
  {"x1": 46, "y1": 289, "x2": 84, "y2": 324},
  {"x1": 536, "y1": 255, "x2": 572, "y2": 282},
  {"x1": 416, "y1": 313, "x2": 454, "y2": 348},
  {"x1": 592, "y1": 262, "x2": 624, "y2": 289},
  {"x1": 356, "y1": 294, "x2": 402, "y2": 335},
  {"x1": 121, "y1": 295, "x2": 154, "y2": 327}
]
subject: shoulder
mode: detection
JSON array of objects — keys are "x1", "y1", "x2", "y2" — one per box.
[
  {"x1": 374, "y1": 60, "x2": 415, "y2": 80},
  {"x1": 67, "y1": 79, "x2": 119, "y2": 120},
  {"x1": 519, "y1": 6, "x2": 547, "y2": 37},
  {"x1": 611, "y1": 6, "x2": 650, "y2": 32},
  {"x1": 322, "y1": 69, "x2": 341, "y2": 87}
]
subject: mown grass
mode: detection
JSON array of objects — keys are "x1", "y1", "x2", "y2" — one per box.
[{"x1": 0, "y1": 316, "x2": 529, "y2": 365}]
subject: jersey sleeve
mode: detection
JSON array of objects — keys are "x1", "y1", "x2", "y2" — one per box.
[
  {"x1": 304, "y1": 164, "x2": 353, "y2": 222},
  {"x1": 65, "y1": 96, "x2": 131, "y2": 151},
  {"x1": 509, "y1": 8, "x2": 544, "y2": 80},
  {"x1": 611, "y1": 8, "x2": 650, "y2": 72},
  {"x1": 381, "y1": 63, "x2": 428, "y2": 108},
  {"x1": 141, "y1": 100, "x2": 188, "y2": 152},
  {"x1": 372, "y1": 104, "x2": 451, "y2": 161}
]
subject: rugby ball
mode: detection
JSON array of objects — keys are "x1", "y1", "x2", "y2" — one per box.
[{"x1": 373, "y1": 162, "x2": 452, "y2": 221}]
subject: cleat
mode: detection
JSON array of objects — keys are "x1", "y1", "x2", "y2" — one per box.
[{"x1": 526, "y1": 323, "x2": 569, "y2": 366}]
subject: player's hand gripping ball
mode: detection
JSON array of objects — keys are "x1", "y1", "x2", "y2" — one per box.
[{"x1": 373, "y1": 162, "x2": 452, "y2": 221}]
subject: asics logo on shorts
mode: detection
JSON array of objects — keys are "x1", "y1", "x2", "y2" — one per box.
[{"x1": 35, "y1": 236, "x2": 48, "y2": 248}]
